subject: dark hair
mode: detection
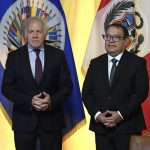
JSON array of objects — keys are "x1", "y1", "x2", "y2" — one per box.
[{"x1": 105, "y1": 24, "x2": 129, "y2": 38}]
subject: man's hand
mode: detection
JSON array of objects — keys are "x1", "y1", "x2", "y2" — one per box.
[
  {"x1": 32, "y1": 93, "x2": 43, "y2": 111},
  {"x1": 105, "y1": 110, "x2": 123, "y2": 125},
  {"x1": 96, "y1": 110, "x2": 123, "y2": 128},
  {"x1": 40, "y1": 92, "x2": 51, "y2": 111},
  {"x1": 31, "y1": 92, "x2": 51, "y2": 111},
  {"x1": 96, "y1": 111, "x2": 116, "y2": 128}
]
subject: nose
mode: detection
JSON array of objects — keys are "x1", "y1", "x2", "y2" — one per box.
[
  {"x1": 109, "y1": 37, "x2": 115, "y2": 42},
  {"x1": 33, "y1": 31, "x2": 37, "y2": 37}
]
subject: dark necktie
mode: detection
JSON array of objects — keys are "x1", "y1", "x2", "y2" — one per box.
[
  {"x1": 34, "y1": 49, "x2": 42, "y2": 85},
  {"x1": 110, "y1": 58, "x2": 118, "y2": 85}
]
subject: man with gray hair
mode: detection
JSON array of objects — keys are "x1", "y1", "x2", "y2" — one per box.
[{"x1": 2, "y1": 16, "x2": 72, "y2": 150}]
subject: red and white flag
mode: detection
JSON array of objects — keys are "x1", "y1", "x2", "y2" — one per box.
[{"x1": 136, "y1": 0, "x2": 150, "y2": 134}]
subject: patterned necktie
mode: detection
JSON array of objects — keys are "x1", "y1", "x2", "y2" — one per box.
[
  {"x1": 110, "y1": 58, "x2": 118, "y2": 85},
  {"x1": 34, "y1": 49, "x2": 42, "y2": 85}
]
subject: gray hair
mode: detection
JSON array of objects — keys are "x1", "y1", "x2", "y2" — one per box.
[{"x1": 22, "y1": 16, "x2": 48, "y2": 36}]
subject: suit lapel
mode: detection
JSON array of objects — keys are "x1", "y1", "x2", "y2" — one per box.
[
  {"x1": 40, "y1": 44, "x2": 53, "y2": 86},
  {"x1": 101, "y1": 54, "x2": 110, "y2": 90},
  {"x1": 110, "y1": 51, "x2": 130, "y2": 89},
  {"x1": 21, "y1": 45, "x2": 39, "y2": 86}
]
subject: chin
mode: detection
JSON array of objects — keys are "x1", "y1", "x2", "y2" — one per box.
[
  {"x1": 107, "y1": 50, "x2": 118, "y2": 55},
  {"x1": 108, "y1": 50, "x2": 117, "y2": 54},
  {"x1": 32, "y1": 45, "x2": 41, "y2": 48}
]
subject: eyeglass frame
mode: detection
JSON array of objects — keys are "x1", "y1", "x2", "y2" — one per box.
[{"x1": 102, "y1": 34, "x2": 126, "y2": 42}]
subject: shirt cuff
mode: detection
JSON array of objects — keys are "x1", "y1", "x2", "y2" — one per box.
[
  {"x1": 117, "y1": 111, "x2": 124, "y2": 120},
  {"x1": 94, "y1": 111, "x2": 101, "y2": 121}
]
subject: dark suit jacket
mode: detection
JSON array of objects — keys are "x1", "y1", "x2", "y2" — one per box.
[
  {"x1": 82, "y1": 51, "x2": 149, "y2": 134},
  {"x1": 2, "y1": 44, "x2": 73, "y2": 132}
]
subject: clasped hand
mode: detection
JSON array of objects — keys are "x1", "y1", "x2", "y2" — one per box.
[
  {"x1": 32, "y1": 92, "x2": 51, "y2": 111},
  {"x1": 96, "y1": 110, "x2": 123, "y2": 128}
]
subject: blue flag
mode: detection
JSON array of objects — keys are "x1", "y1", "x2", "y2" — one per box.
[{"x1": 0, "y1": 0, "x2": 85, "y2": 142}]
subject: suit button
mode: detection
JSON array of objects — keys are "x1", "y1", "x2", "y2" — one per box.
[{"x1": 108, "y1": 96, "x2": 111, "y2": 100}]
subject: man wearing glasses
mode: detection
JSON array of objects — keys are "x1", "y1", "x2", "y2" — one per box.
[{"x1": 82, "y1": 24, "x2": 149, "y2": 150}]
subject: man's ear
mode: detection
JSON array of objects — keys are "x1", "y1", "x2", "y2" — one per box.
[
  {"x1": 124, "y1": 37, "x2": 130, "y2": 48},
  {"x1": 22, "y1": 33, "x2": 28, "y2": 45}
]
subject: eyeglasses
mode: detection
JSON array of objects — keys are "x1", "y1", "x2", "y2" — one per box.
[{"x1": 102, "y1": 34, "x2": 125, "y2": 42}]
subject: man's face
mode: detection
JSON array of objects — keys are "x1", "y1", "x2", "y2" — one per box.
[
  {"x1": 26, "y1": 20, "x2": 46, "y2": 49},
  {"x1": 105, "y1": 26, "x2": 127, "y2": 56}
]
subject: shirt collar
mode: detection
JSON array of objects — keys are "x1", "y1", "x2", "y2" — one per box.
[
  {"x1": 28, "y1": 45, "x2": 44, "y2": 53},
  {"x1": 108, "y1": 52, "x2": 123, "y2": 63}
]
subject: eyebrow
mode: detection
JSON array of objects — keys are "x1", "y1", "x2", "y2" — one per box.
[{"x1": 106, "y1": 34, "x2": 124, "y2": 36}]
